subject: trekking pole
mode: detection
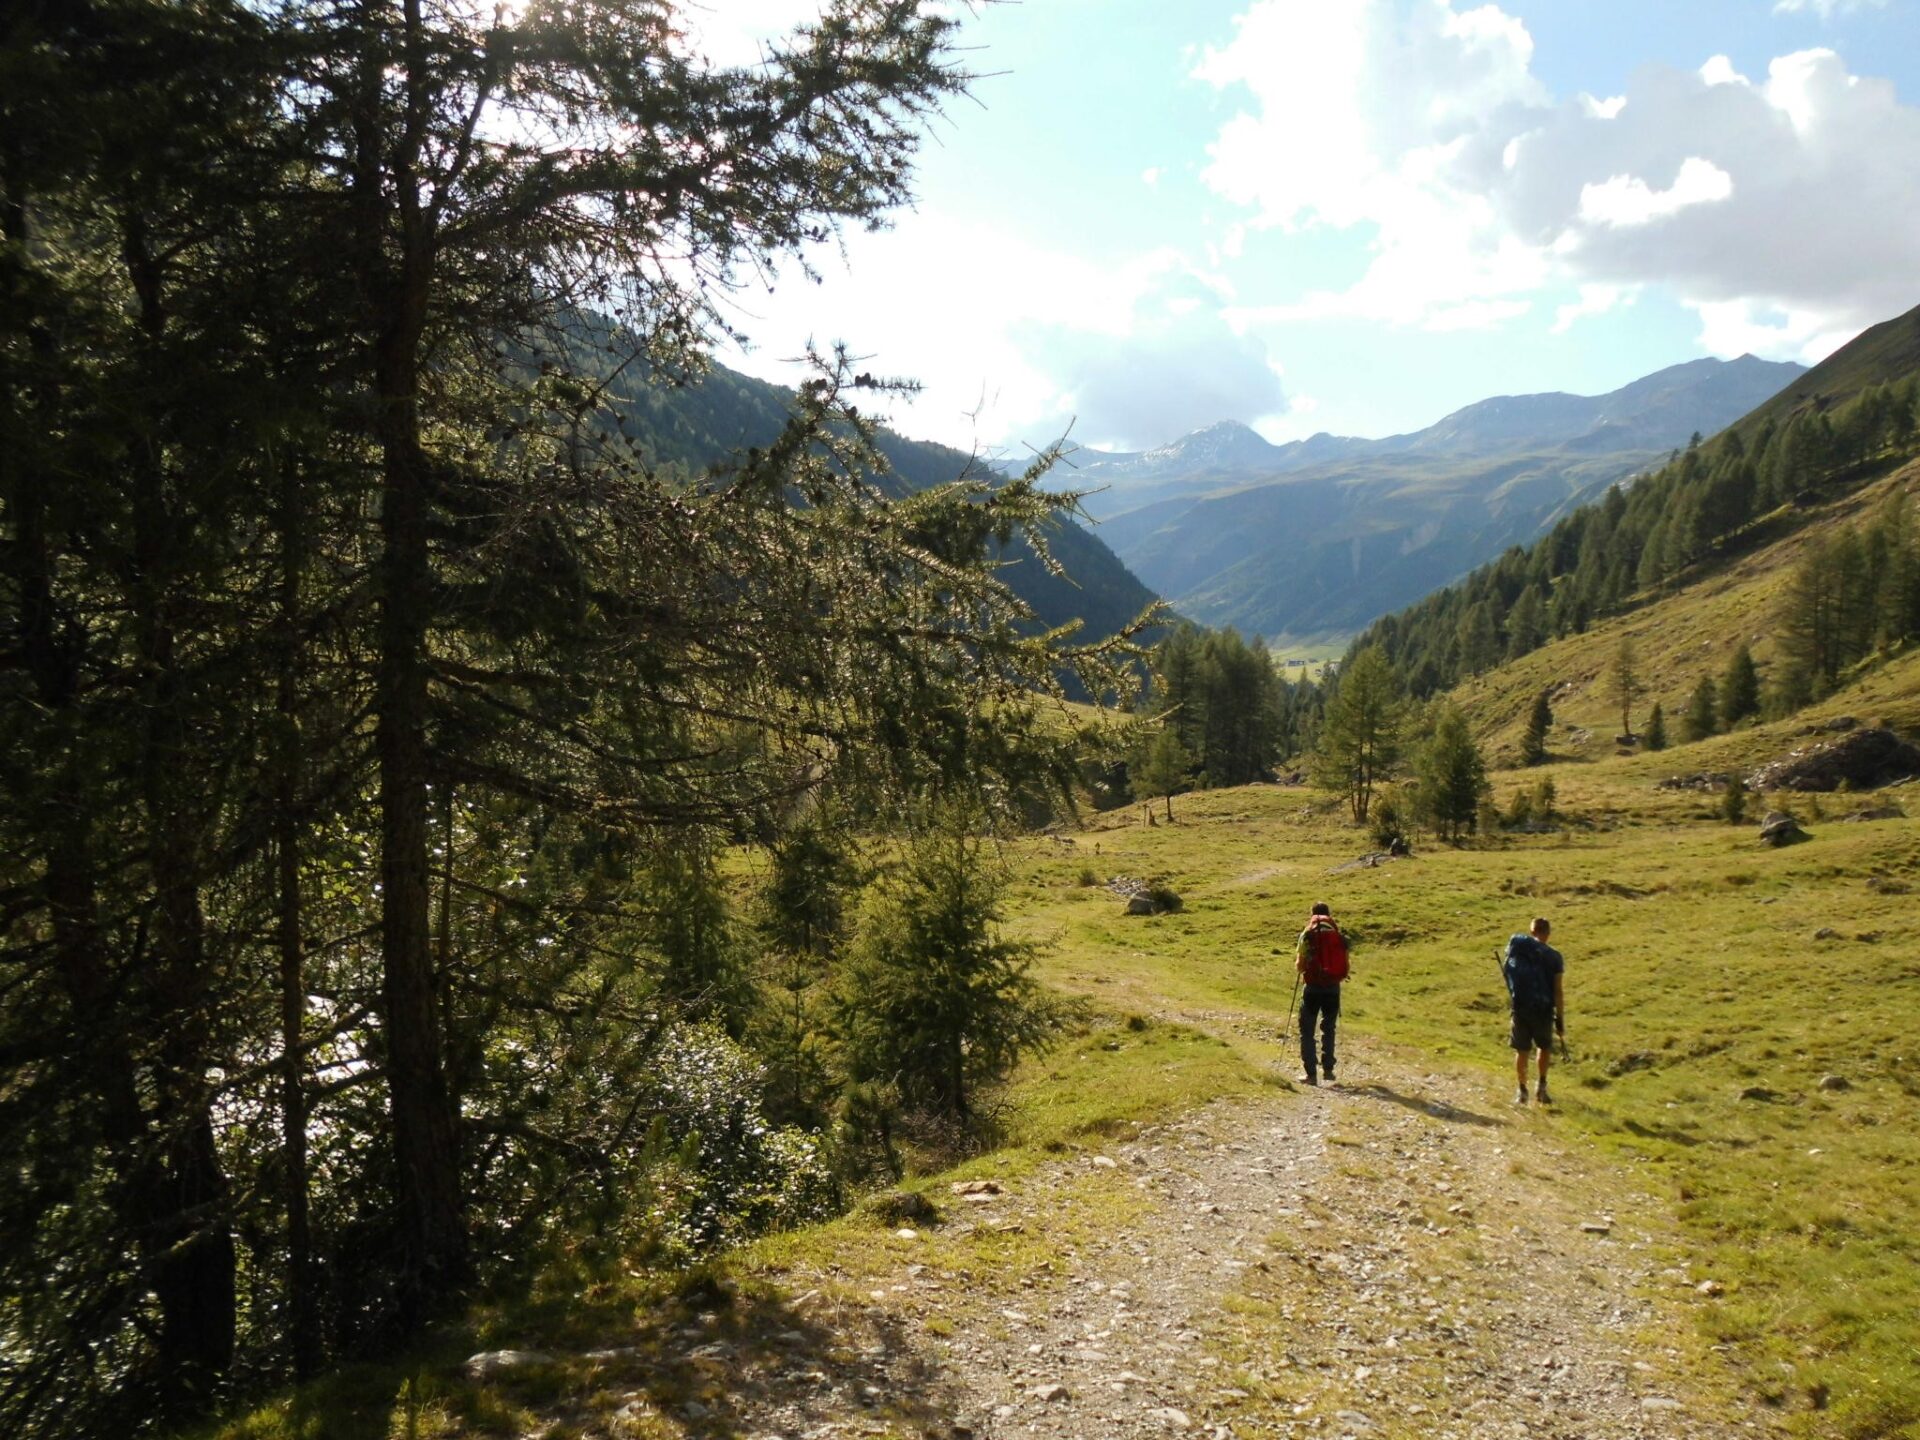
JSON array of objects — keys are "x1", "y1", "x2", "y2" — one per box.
[{"x1": 1283, "y1": 971, "x2": 1302, "y2": 1040}]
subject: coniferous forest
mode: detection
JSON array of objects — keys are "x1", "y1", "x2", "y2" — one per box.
[
  {"x1": 1352, "y1": 378, "x2": 1920, "y2": 702},
  {"x1": 0, "y1": 4, "x2": 1149, "y2": 1433}
]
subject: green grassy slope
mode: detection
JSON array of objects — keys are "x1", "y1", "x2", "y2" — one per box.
[
  {"x1": 1001, "y1": 761, "x2": 1920, "y2": 1438},
  {"x1": 1737, "y1": 301, "x2": 1920, "y2": 440},
  {"x1": 1446, "y1": 455, "x2": 1920, "y2": 767}
]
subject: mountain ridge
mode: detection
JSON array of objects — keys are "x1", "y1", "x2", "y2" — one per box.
[{"x1": 1075, "y1": 353, "x2": 1807, "y2": 641}]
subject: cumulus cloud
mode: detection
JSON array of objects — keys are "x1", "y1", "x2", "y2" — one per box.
[
  {"x1": 725, "y1": 217, "x2": 1283, "y2": 453},
  {"x1": 1196, "y1": 0, "x2": 1920, "y2": 361},
  {"x1": 1019, "y1": 263, "x2": 1290, "y2": 450},
  {"x1": 1577, "y1": 156, "x2": 1734, "y2": 227},
  {"x1": 1552, "y1": 283, "x2": 1636, "y2": 334}
]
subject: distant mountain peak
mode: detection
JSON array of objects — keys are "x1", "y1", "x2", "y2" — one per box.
[
  {"x1": 1141, "y1": 418, "x2": 1276, "y2": 467},
  {"x1": 1095, "y1": 346, "x2": 1821, "y2": 641}
]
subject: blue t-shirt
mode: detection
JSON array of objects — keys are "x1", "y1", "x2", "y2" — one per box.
[{"x1": 1504, "y1": 933, "x2": 1563, "y2": 1013}]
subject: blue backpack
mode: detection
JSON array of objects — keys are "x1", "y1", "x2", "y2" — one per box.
[{"x1": 1503, "y1": 934, "x2": 1556, "y2": 1012}]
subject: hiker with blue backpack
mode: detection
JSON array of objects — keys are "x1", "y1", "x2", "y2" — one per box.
[
  {"x1": 1295, "y1": 902, "x2": 1349, "y2": 1085},
  {"x1": 1502, "y1": 916, "x2": 1565, "y2": 1106}
]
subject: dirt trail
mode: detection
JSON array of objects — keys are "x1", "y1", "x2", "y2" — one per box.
[{"x1": 624, "y1": 1034, "x2": 1783, "y2": 1440}]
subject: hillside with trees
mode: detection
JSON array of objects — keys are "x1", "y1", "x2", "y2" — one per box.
[
  {"x1": 554, "y1": 328, "x2": 1160, "y2": 648},
  {"x1": 1348, "y1": 302, "x2": 1920, "y2": 709}
]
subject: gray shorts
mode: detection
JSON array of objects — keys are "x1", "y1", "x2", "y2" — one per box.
[{"x1": 1510, "y1": 1007, "x2": 1555, "y2": 1053}]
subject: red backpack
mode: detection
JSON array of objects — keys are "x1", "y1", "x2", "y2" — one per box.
[{"x1": 1303, "y1": 917, "x2": 1349, "y2": 984}]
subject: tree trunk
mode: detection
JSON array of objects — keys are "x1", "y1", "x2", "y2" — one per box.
[
  {"x1": 126, "y1": 218, "x2": 238, "y2": 1407},
  {"x1": 276, "y1": 452, "x2": 321, "y2": 1377},
  {"x1": 360, "y1": 7, "x2": 467, "y2": 1309},
  {"x1": 374, "y1": 352, "x2": 467, "y2": 1325}
]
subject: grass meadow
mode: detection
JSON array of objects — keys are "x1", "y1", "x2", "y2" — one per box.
[
  {"x1": 1005, "y1": 759, "x2": 1920, "y2": 1439},
  {"x1": 203, "y1": 671, "x2": 1920, "y2": 1440}
]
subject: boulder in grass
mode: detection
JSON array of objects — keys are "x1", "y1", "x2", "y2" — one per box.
[
  {"x1": 1759, "y1": 812, "x2": 1810, "y2": 847},
  {"x1": 1656, "y1": 771, "x2": 1732, "y2": 792},
  {"x1": 1748, "y1": 727, "x2": 1920, "y2": 793},
  {"x1": 465, "y1": 1350, "x2": 554, "y2": 1379}
]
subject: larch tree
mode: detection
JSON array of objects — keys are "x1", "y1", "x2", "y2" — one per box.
[
  {"x1": 1608, "y1": 635, "x2": 1644, "y2": 740},
  {"x1": 1312, "y1": 645, "x2": 1404, "y2": 824},
  {"x1": 1415, "y1": 703, "x2": 1488, "y2": 843},
  {"x1": 1521, "y1": 689, "x2": 1552, "y2": 766}
]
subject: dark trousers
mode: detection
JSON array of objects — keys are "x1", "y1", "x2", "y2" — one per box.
[{"x1": 1299, "y1": 983, "x2": 1341, "y2": 1077}]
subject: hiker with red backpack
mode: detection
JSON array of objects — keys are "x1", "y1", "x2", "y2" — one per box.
[
  {"x1": 1502, "y1": 916, "x2": 1565, "y2": 1106},
  {"x1": 1294, "y1": 902, "x2": 1349, "y2": 1085}
]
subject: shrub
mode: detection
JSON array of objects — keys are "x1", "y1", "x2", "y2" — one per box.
[
  {"x1": 835, "y1": 807, "x2": 1063, "y2": 1123},
  {"x1": 1723, "y1": 775, "x2": 1749, "y2": 825},
  {"x1": 624, "y1": 1022, "x2": 840, "y2": 1259},
  {"x1": 1368, "y1": 788, "x2": 1406, "y2": 850}
]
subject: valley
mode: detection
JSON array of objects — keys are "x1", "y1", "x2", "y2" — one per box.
[{"x1": 1072, "y1": 356, "x2": 1805, "y2": 643}]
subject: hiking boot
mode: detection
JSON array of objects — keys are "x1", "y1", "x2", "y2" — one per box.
[
  {"x1": 1513, "y1": 1085, "x2": 1529, "y2": 1106},
  {"x1": 1535, "y1": 1081, "x2": 1553, "y2": 1106},
  {"x1": 1301, "y1": 1069, "x2": 1318, "y2": 1086},
  {"x1": 1323, "y1": 1066, "x2": 1337, "y2": 1083}
]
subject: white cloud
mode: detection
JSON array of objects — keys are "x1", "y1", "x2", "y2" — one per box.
[
  {"x1": 1016, "y1": 261, "x2": 1292, "y2": 449},
  {"x1": 1773, "y1": 0, "x2": 1887, "y2": 18},
  {"x1": 726, "y1": 216, "x2": 1283, "y2": 453},
  {"x1": 1197, "y1": 1, "x2": 1920, "y2": 360},
  {"x1": 1141, "y1": 166, "x2": 1164, "y2": 187},
  {"x1": 1552, "y1": 283, "x2": 1636, "y2": 334},
  {"x1": 1698, "y1": 55, "x2": 1745, "y2": 88},
  {"x1": 1577, "y1": 157, "x2": 1734, "y2": 228},
  {"x1": 1690, "y1": 299, "x2": 1857, "y2": 363},
  {"x1": 1193, "y1": 0, "x2": 1546, "y2": 233}
]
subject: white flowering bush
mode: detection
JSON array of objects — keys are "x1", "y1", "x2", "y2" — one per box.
[{"x1": 625, "y1": 1022, "x2": 840, "y2": 1258}]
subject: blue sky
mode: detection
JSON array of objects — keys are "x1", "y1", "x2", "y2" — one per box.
[{"x1": 700, "y1": 0, "x2": 1920, "y2": 455}]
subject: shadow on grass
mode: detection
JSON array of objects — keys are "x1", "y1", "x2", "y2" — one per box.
[
  {"x1": 1621, "y1": 1116, "x2": 1707, "y2": 1147},
  {"x1": 482, "y1": 1276, "x2": 967, "y2": 1439},
  {"x1": 1341, "y1": 1081, "x2": 1508, "y2": 1130}
]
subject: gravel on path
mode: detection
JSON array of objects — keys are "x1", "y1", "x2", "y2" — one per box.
[{"x1": 562, "y1": 1037, "x2": 1784, "y2": 1440}]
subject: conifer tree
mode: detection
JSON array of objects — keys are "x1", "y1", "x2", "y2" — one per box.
[
  {"x1": 1415, "y1": 704, "x2": 1489, "y2": 843},
  {"x1": 1608, "y1": 635, "x2": 1645, "y2": 740},
  {"x1": 1505, "y1": 584, "x2": 1547, "y2": 659},
  {"x1": 0, "y1": 0, "x2": 1151, "y2": 1421},
  {"x1": 1312, "y1": 646, "x2": 1404, "y2": 824},
  {"x1": 1683, "y1": 676, "x2": 1719, "y2": 742},
  {"x1": 1134, "y1": 724, "x2": 1197, "y2": 821},
  {"x1": 1457, "y1": 599, "x2": 1500, "y2": 675},
  {"x1": 835, "y1": 806, "x2": 1058, "y2": 1122},
  {"x1": 1521, "y1": 689, "x2": 1552, "y2": 767},
  {"x1": 1644, "y1": 702, "x2": 1668, "y2": 751},
  {"x1": 1719, "y1": 645, "x2": 1761, "y2": 727}
]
